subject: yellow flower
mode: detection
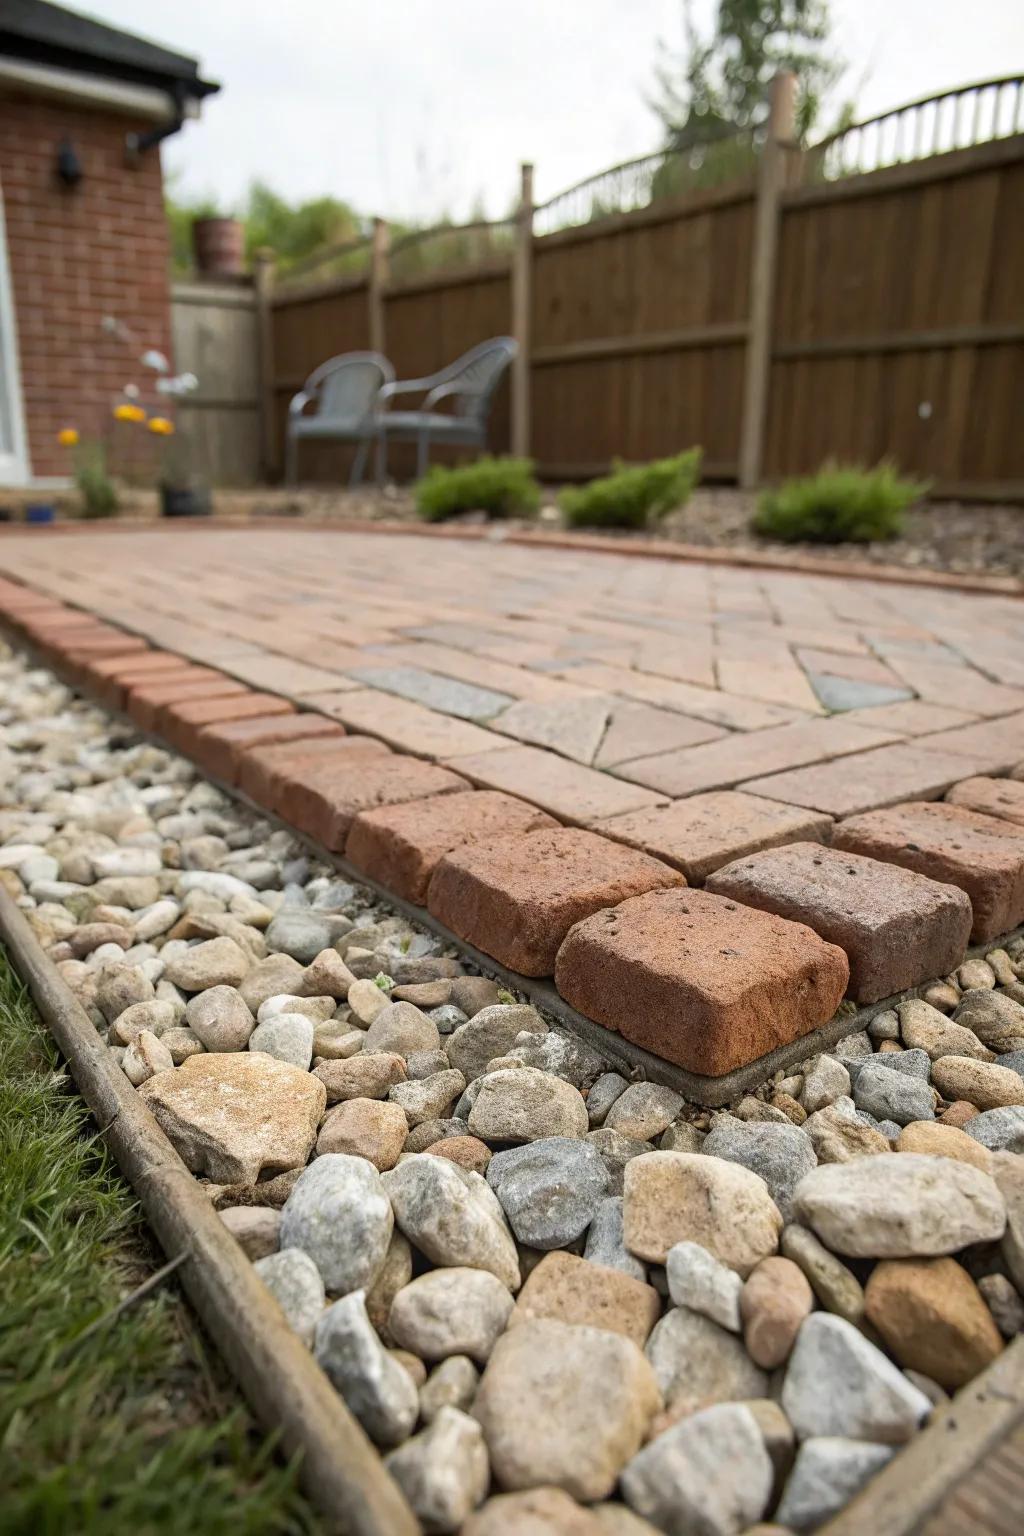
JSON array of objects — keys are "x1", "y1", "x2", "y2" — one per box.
[
  {"x1": 147, "y1": 416, "x2": 175, "y2": 436},
  {"x1": 113, "y1": 402, "x2": 146, "y2": 423},
  {"x1": 57, "y1": 427, "x2": 79, "y2": 447}
]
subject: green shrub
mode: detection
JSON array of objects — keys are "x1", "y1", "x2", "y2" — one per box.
[
  {"x1": 74, "y1": 444, "x2": 118, "y2": 519},
  {"x1": 753, "y1": 461, "x2": 928, "y2": 545},
  {"x1": 415, "y1": 456, "x2": 541, "y2": 521},
  {"x1": 559, "y1": 448, "x2": 702, "y2": 530}
]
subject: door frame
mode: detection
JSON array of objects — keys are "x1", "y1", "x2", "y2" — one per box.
[{"x1": 0, "y1": 179, "x2": 30, "y2": 486}]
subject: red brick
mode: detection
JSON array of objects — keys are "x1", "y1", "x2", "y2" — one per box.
[
  {"x1": 554, "y1": 887, "x2": 849, "y2": 1076},
  {"x1": 833, "y1": 801, "x2": 1024, "y2": 942},
  {"x1": 239, "y1": 736, "x2": 392, "y2": 811},
  {"x1": 706, "y1": 841, "x2": 972, "y2": 1004},
  {"x1": 126, "y1": 674, "x2": 248, "y2": 733},
  {"x1": 283, "y1": 756, "x2": 470, "y2": 850},
  {"x1": 443, "y1": 745, "x2": 665, "y2": 824},
  {"x1": 84, "y1": 651, "x2": 188, "y2": 709},
  {"x1": 315, "y1": 688, "x2": 502, "y2": 758},
  {"x1": 946, "y1": 776, "x2": 1024, "y2": 827},
  {"x1": 346, "y1": 791, "x2": 558, "y2": 905},
  {"x1": 615, "y1": 718, "x2": 899, "y2": 797},
  {"x1": 593, "y1": 791, "x2": 833, "y2": 884},
  {"x1": 742, "y1": 743, "x2": 1002, "y2": 818},
  {"x1": 162, "y1": 692, "x2": 295, "y2": 758},
  {"x1": 193, "y1": 713, "x2": 345, "y2": 784},
  {"x1": 427, "y1": 826, "x2": 685, "y2": 977}
]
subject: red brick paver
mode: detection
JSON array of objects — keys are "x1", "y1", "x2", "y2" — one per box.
[
  {"x1": 593, "y1": 791, "x2": 833, "y2": 884},
  {"x1": 706, "y1": 842, "x2": 973, "y2": 1003},
  {"x1": 193, "y1": 712, "x2": 346, "y2": 784},
  {"x1": 554, "y1": 887, "x2": 849, "y2": 1076},
  {"x1": 161, "y1": 692, "x2": 294, "y2": 758},
  {"x1": 239, "y1": 735, "x2": 391, "y2": 811},
  {"x1": 833, "y1": 801, "x2": 1024, "y2": 942},
  {"x1": 742, "y1": 743, "x2": 1002, "y2": 818},
  {"x1": 126, "y1": 673, "x2": 250, "y2": 733},
  {"x1": 428, "y1": 826, "x2": 685, "y2": 977},
  {"x1": 946, "y1": 776, "x2": 1024, "y2": 827},
  {"x1": 447, "y1": 745, "x2": 667, "y2": 824},
  {"x1": 346, "y1": 790, "x2": 558, "y2": 905},
  {"x1": 283, "y1": 755, "x2": 470, "y2": 850}
]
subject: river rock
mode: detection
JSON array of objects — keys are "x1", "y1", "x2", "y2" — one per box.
[
  {"x1": 185, "y1": 984, "x2": 255, "y2": 1050},
  {"x1": 801, "y1": 1055, "x2": 851, "y2": 1113},
  {"x1": 300, "y1": 948, "x2": 357, "y2": 998},
  {"x1": 587, "y1": 1073, "x2": 630, "y2": 1127},
  {"x1": 992, "y1": 1151, "x2": 1024, "y2": 1293},
  {"x1": 384, "y1": 1155, "x2": 521, "y2": 1291},
  {"x1": 122, "y1": 1028, "x2": 174, "y2": 1085},
  {"x1": 802, "y1": 1099, "x2": 891, "y2": 1163},
  {"x1": 314, "y1": 1290, "x2": 418, "y2": 1446},
  {"x1": 264, "y1": 908, "x2": 333, "y2": 964},
  {"x1": 280, "y1": 1153, "x2": 393, "y2": 1293},
  {"x1": 932, "y1": 1055, "x2": 1024, "y2": 1110},
  {"x1": 109, "y1": 997, "x2": 178, "y2": 1044},
  {"x1": 782, "y1": 1312, "x2": 932, "y2": 1442},
  {"x1": 219, "y1": 1204, "x2": 282, "y2": 1259},
  {"x1": 162, "y1": 936, "x2": 249, "y2": 991},
  {"x1": 740, "y1": 1256, "x2": 814, "y2": 1369},
  {"x1": 964, "y1": 1105, "x2": 1024, "y2": 1152},
  {"x1": 390, "y1": 1069, "x2": 465, "y2": 1126},
  {"x1": 248, "y1": 1012, "x2": 314, "y2": 1070},
  {"x1": 364, "y1": 1000, "x2": 440, "y2": 1056},
  {"x1": 389, "y1": 1268, "x2": 514, "y2": 1363},
  {"x1": 895, "y1": 1119, "x2": 992, "y2": 1170},
  {"x1": 604, "y1": 1083, "x2": 683, "y2": 1142},
  {"x1": 954, "y1": 990, "x2": 1024, "y2": 1053},
  {"x1": 509, "y1": 1250, "x2": 659, "y2": 1348},
  {"x1": 780, "y1": 1224, "x2": 866, "y2": 1323},
  {"x1": 623, "y1": 1152, "x2": 782, "y2": 1275},
  {"x1": 468, "y1": 1068, "x2": 588, "y2": 1142},
  {"x1": 584, "y1": 1196, "x2": 647, "y2": 1281},
  {"x1": 487, "y1": 1138, "x2": 609, "y2": 1249},
  {"x1": 702, "y1": 1118, "x2": 817, "y2": 1220},
  {"x1": 316, "y1": 1098, "x2": 408, "y2": 1169},
  {"x1": 138, "y1": 1051, "x2": 325, "y2": 1183},
  {"x1": 462, "y1": 1488, "x2": 605, "y2": 1535},
  {"x1": 473, "y1": 1318, "x2": 661, "y2": 1502},
  {"x1": 95, "y1": 962, "x2": 155, "y2": 1023},
  {"x1": 792, "y1": 1153, "x2": 1006, "y2": 1257},
  {"x1": 238, "y1": 952, "x2": 306, "y2": 1012},
  {"x1": 865, "y1": 1257, "x2": 1004, "y2": 1388},
  {"x1": 446, "y1": 1004, "x2": 548, "y2": 1080},
  {"x1": 776, "y1": 1438, "x2": 895, "y2": 1531},
  {"x1": 853, "y1": 1059, "x2": 934, "y2": 1126},
  {"x1": 586, "y1": 1129, "x2": 654, "y2": 1196},
  {"x1": 666, "y1": 1241, "x2": 743, "y2": 1331},
  {"x1": 254, "y1": 1247, "x2": 325, "y2": 1345},
  {"x1": 620, "y1": 1403, "x2": 773, "y2": 1536},
  {"x1": 898, "y1": 998, "x2": 993, "y2": 1061},
  {"x1": 420, "y1": 1355, "x2": 480, "y2": 1423},
  {"x1": 385, "y1": 1407, "x2": 489, "y2": 1534},
  {"x1": 645, "y1": 1305, "x2": 768, "y2": 1407}
]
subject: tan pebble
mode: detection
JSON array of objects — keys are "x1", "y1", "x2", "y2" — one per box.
[
  {"x1": 509, "y1": 1250, "x2": 660, "y2": 1349},
  {"x1": 865, "y1": 1256, "x2": 1003, "y2": 1390},
  {"x1": 740, "y1": 1256, "x2": 814, "y2": 1368},
  {"x1": 896, "y1": 1120, "x2": 991, "y2": 1172},
  {"x1": 922, "y1": 982, "x2": 960, "y2": 1014},
  {"x1": 219, "y1": 1205, "x2": 281, "y2": 1259},
  {"x1": 986, "y1": 949, "x2": 1018, "y2": 987},
  {"x1": 939, "y1": 1100, "x2": 979, "y2": 1127},
  {"x1": 878, "y1": 1039, "x2": 902, "y2": 1053},
  {"x1": 388, "y1": 1347, "x2": 427, "y2": 1387},
  {"x1": 315, "y1": 1097, "x2": 408, "y2": 1169},
  {"x1": 771, "y1": 1092, "x2": 807, "y2": 1124},
  {"x1": 958, "y1": 959, "x2": 996, "y2": 991},
  {"x1": 428, "y1": 1135, "x2": 492, "y2": 1174},
  {"x1": 931, "y1": 1056, "x2": 1024, "y2": 1111},
  {"x1": 462, "y1": 1488, "x2": 605, "y2": 1535}
]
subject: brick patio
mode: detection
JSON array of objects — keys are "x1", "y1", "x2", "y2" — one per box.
[{"x1": 4, "y1": 524, "x2": 1024, "y2": 1081}]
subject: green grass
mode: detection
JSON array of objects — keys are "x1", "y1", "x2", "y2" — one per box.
[
  {"x1": 414, "y1": 455, "x2": 541, "y2": 521},
  {"x1": 559, "y1": 448, "x2": 702, "y2": 530},
  {"x1": 0, "y1": 948, "x2": 321, "y2": 1536},
  {"x1": 752, "y1": 460, "x2": 929, "y2": 545}
]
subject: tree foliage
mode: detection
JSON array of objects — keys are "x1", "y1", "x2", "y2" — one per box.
[{"x1": 651, "y1": 0, "x2": 845, "y2": 146}]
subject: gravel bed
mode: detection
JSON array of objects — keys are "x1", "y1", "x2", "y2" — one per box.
[{"x1": 2, "y1": 641, "x2": 1023, "y2": 1534}]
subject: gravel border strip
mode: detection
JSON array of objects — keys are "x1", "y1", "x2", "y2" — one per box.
[{"x1": 0, "y1": 883, "x2": 419, "y2": 1536}]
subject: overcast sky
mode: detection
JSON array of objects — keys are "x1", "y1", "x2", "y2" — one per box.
[{"x1": 85, "y1": 0, "x2": 1022, "y2": 220}]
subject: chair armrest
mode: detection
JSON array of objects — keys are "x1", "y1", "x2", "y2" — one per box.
[
  {"x1": 288, "y1": 390, "x2": 314, "y2": 418},
  {"x1": 377, "y1": 375, "x2": 440, "y2": 405},
  {"x1": 422, "y1": 380, "x2": 486, "y2": 411}
]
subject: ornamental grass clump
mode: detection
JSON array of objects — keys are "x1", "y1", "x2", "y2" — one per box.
[
  {"x1": 415, "y1": 456, "x2": 541, "y2": 521},
  {"x1": 753, "y1": 461, "x2": 928, "y2": 545},
  {"x1": 559, "y1": 447, "x2": 702, "y2": 530}
]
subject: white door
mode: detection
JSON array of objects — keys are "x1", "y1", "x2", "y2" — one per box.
[{"x1": 0, "y1": 181, "x2": 29, "y2": 486}]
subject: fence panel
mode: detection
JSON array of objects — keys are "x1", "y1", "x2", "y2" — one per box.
[
  {"x1": 170, "y1": 280, "x2": 260, "y2": 485},
  {"x1": 764, "y1": 137, "x2": 1024, "y2": 495},
  {"x1": 530, "y1": 188, "x2": 754, "y2": 477}
]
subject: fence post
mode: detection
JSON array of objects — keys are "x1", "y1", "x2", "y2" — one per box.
[
  {"x1": 253, "y1": 247, "x2": 277, "y2": 482},
  {"x1": 739, "y1": 71, "x2": 796, "y2": 490},
  {"x1": 511, "y1": 161, "x2": 534, "y2": 459},
  {"x1": 369, "y1": 217, "x2": 390, "y2": 357}
]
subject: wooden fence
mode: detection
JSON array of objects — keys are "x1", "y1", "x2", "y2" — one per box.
[{"x1": 219, "y1": 74, "x2": 1024, "y2": 499}]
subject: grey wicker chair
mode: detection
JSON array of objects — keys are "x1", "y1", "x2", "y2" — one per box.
[
  {"x1": 286, "y1": 351, "x2": 394, "y2": 487},
  {"x1": 375, "y1": 337, "x2": 517, "y2": 481}
]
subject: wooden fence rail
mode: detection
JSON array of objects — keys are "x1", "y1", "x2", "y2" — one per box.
[{"x1": 183, "y1": 74, "x2": 1024, "y2": 500}]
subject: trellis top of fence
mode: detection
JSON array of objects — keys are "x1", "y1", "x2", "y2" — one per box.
[{"x1": 811, "y1": 74, "x2": 1024, "y2": 180}]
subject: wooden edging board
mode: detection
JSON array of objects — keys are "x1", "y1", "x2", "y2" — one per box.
[{"x1": 0, "y1": 886, "x2": 420, "y2": 1536}]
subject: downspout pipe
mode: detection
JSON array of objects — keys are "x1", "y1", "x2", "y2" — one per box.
[{"x1": 125, "y1": 80, "x2": 187, "y2": 158}]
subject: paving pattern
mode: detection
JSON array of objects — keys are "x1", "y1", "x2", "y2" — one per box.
[{"x1": 6, "y1": 524, "x2": 1024, "y2": 1079}]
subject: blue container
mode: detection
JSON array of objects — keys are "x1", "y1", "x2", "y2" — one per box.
[{"x1": 25, "y1": 503, "x2": 55, "y2": 524}]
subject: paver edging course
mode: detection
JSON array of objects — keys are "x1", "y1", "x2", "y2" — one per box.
[{"x1": 7, "y1": 573, "x2": 1024, "y2": 1101}]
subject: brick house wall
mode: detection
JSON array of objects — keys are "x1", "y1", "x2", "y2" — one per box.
[{"x1": 0, "y1": 93, "x2": 173, "y2": 479}]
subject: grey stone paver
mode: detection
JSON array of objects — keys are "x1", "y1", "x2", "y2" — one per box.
[{"x1": 345, "y1": 664, "x2": 512, "y2": 721}]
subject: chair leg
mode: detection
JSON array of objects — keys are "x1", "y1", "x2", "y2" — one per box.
[
  {"x1": 417, "y1": 429, "x2": 429, "y2": 479},
  {"x1": 375, "y1": 431, "x2": 387, "y2": 487},
  {"x1": 350, "y1": 436, "x2": 369, "y2": 488},
  {"x1": 285, "y1": 430, "x2": 296, "y2": 486}
]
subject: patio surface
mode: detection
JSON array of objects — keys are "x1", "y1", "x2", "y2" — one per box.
[{"x1": 3, "y1": 524, "x2": 1024, "y2": 824}]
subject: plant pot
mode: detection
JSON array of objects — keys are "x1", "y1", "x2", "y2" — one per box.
[
  {"x1": 26, "y1": 503, "x2": 55, "y2": 524},
  {"x1": 192, "y1": 217, "x2": 245, "y2": 277},
  {"x1": 160, "y1": 485, "x2": 211, "y2": 518}
]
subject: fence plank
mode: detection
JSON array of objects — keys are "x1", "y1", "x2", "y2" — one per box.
[{"x1": 170, "y1": 280, "x2": 261, "y2": 486}]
